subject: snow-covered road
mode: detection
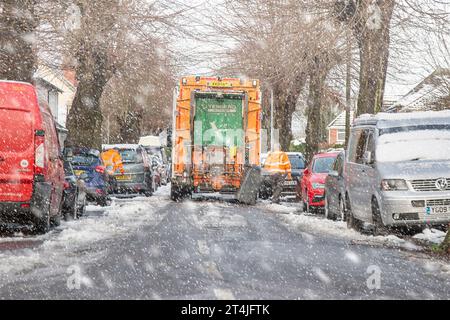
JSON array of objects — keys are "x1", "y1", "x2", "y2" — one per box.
[{"x1": 0, "y1": 186, "x2": 449, "y2": 299}]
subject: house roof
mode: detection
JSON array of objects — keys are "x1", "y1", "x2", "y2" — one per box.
[
  {"x1": 391, "y1": 68, "x2": 450, "y2": 112},
  {"x1": 34, "y1": 65, "x2": 76, "y2": 93},
  {"x1": 327, "y1": 111, "x2": 354, "y2": 129}
]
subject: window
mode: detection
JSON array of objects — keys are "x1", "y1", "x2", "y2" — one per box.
[
  {"x1": 348, "y1": 130, "x2": 364, "y2": 163},
  {"x1": 288, "y1": 155, "x2": 305, "y2": 169},
  {"x1": 313, "y1": 157, "x2": 336, "y2": 173},
  {"x1": 337, "y1": 129, "x2": 346, "y2": 143},
  {"x1": 355, "y1": 129, "x2": 369, "y2": 164}
]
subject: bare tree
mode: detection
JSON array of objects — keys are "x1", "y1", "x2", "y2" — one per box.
[
  {"x1": 334, "y1": 0, "x2": 395, "y2": 116},
  {"x1": 0, "y1": 0, "x2": 37, "y2": 82}
]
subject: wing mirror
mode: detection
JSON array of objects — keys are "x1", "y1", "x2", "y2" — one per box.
[
  {"x1": 303, "y1": 168, "x2": 310, "y2": 175},
  {"x1": 329, "y1": 170, "x2": 339, "y2": 177},
  {"x1": 363, "y1": 151, "x2": 374, "y2": 165},
  {"x1": 79, "y1": 173, "x2": 89, "y2": 181}
]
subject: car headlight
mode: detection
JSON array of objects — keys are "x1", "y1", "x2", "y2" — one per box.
[
  {"x1": 381, "y1": 179, "x2": 408, "y2": 191},
  {"x1": 312, "y1": 183, "x2": 325, "y2": 189}
]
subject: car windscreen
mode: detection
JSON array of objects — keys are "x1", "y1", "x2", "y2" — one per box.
[
  {"x1": 288, "y1": 156, "x2": 305, "y2": 169},
  {"x1": 72, "y1": 154, "x2": 99, "y2": 166},
  {"x1": 377, "y1": 128, "x2": 450, "y2": 162},
  {"x1": 312, "y1": 157, "x2": 336, "y2": 173},
  {"x1": 120, "y1": 149, "x2": 143, "y2": 163}
]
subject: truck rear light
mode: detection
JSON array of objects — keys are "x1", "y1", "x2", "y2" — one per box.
[
  {"x1": 34, "y1": 130, "x2": 45, "y2": 175},
  {"x1": 95, "y1": 165, "x2": 105, "y2": 174}
]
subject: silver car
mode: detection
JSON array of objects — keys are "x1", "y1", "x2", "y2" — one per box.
[{"x1": 344, "y1": 111, "x2": 450, "y2": 235}]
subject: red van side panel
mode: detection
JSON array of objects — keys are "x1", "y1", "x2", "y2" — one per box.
[{"x1": 0, "y1": 82, "x2": 41, "y2": 202}]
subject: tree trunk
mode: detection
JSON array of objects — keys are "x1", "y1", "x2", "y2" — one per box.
[
  {"x1": 117, "y1": 109, "x2": 143, "y2": 143},
  {"x1": 305, "y1": 57, "x2": 328, "y2": 163},
  {"x1": 0, "y1": 0, "x2": 37, "y2": 82},
  {"x1": 66, "y1": 44, "x2": 111, "y2": 149},
  {"x1": 274, "y1": 92, "x2": 295, "y2": 151},
  {"x1": 354, "y1": 0, "x2": 395, "y2": 116},
  {"x1": 273, "y1": 79, "x2": 304, "y2": 151}
]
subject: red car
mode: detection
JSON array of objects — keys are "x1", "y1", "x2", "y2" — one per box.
[
  {"x1": 0, "y1": 81, "x2": 65, "y2": 233},
  {"x1": 299, "y1": 152, "x2": 340, "y2": 213}
]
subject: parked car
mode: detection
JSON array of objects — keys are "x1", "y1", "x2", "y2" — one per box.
[
  {"x1": 142, "y1": 145, "x2": 170, "y2": 185},
  {"x1": 287, "y1": 152, "x2": 306, "y2": 196},
  {"x1": 71, "y1": 148, "x2": 111, "y2": 206},
  {"x1": 0, "y1": 81, "x2": 65, "y2": 233},
  {"x1": 259, "y1": 151, "x2": 302, "y2": 199},
  {"x1": 62, "y1": 160, "x2": 87, "y2": 220},
  {"x1": 299, "y1": 152, "x2": 340, "y2": 213},
  {"x1": 324, "y1": 151, "x2": 346, "y2": 221},
  {"x1": 344, "y1": 111, "x2": 450, "y2": 235},
  {"x1": 102, "y1": 144, "x2": 155, "y2": 196},
  {"x1": 150, "y1": 155, "x2": 164, "y2": 187}
]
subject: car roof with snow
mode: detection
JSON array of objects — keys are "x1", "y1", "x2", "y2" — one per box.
[
  {"x1": 314, "y1": 152, "x2": 340, "y2": 158},
  {"x1": 102, "y1": 144, "x2": 142, "y2": 151},
  {"x1": 353, "y1": 110, "x2": 450, "y2": 130}
]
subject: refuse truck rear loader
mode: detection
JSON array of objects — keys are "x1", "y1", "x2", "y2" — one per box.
[{"x1": 171, "y1": 76, "x2": 262, "y2": 204}]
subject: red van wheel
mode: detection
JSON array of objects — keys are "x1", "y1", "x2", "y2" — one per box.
[{"x1": 35, "y1": 206, "x2": 51, "y2": 234}]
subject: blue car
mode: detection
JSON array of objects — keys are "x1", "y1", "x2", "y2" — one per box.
[{"x1": 71, "y1": 148, "x2": 111, "y2": 206}]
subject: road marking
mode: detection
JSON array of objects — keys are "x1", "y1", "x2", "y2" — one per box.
[
  {"x1": 197, "y1": 240, "x2": 210, "y2": 255},
  {"x1": 214, "y1": 288, "x2": 235, "y2": 300}
]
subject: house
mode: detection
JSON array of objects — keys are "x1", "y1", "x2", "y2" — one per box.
[
  {"x1": 387, "y1": 68, "x2": 450, "y2": 113},
  {"x1": 35, "y1": 64, "x2": 76, "y2": 127},
  {"x1": 35, "y1": 65, "x2": 77, "y2": 149},
  {"x1": 327, "y1": 111, "x2": 354, "y2": 146}
]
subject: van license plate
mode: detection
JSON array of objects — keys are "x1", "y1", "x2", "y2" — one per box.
[
  {"x1": 426, "y1": 206, "x2": 450, "y2": 215},
  {"x1": 74, "y1": 170, "x2": 85, "y2": 176},
  {"x1": 283, "y1": 180, "x2": 297, "y2": 186}
]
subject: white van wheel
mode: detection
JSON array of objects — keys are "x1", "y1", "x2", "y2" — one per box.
[
  {"x1": 372, "y1": 199, "x2": 389, "y2": 236},
  {"x1": 325, "y1": 196, "x2": 332, "y2": 220},
  {"x1": 338, "y1": 197, "x2": 346, "y2": 221}
]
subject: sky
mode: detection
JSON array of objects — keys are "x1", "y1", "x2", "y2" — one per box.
[{"x1": 174, "y1": 0, "x2": 449, "y2": 99}]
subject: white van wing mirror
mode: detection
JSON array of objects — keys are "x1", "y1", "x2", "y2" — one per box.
[{"x1": 363, "y1": 151, "x2": 373, "y2": 165}]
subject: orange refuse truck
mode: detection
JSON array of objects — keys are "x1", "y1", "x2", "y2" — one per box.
[{"x1": 171, "y1": 76, "x2": 263, "y2": 204}]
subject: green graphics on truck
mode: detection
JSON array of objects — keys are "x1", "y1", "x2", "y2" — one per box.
[{"x1": 193, "y1": 93, "x2": 244, "y2": 148}]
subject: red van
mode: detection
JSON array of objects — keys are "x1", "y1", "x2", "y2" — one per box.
[{"x1": 0, "y1": 81, "x2": 65, "y2": 233}]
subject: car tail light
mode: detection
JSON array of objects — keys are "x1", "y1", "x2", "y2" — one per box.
[
  {"x1": 34, "y1": 129, "x2": 46, "y2": 176},
  {"x1": 64, "y1": 181, "x2": 70, "y2": 189},
  {"x1": 20, "y1": 203, "x2": 30, "y2": 208},
  {"x1": 95, "y1": 165, "x2": 105, "y2": 174}
]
